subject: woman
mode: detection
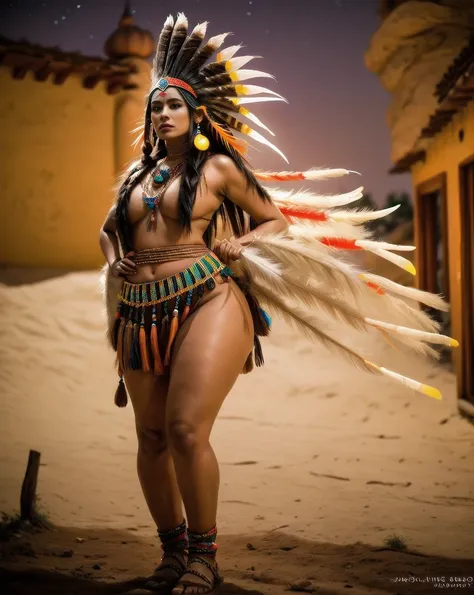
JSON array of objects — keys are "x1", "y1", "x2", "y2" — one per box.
[
  {"x1": 99, "y1": 15, "x2": 288, "y2": 594},
  {"x1": 100, "y1": 13, "x2": 457, "y2": 595}
]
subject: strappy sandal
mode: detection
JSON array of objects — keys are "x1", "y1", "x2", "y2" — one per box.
[
  {"x1": 171, "y1": 555, "x2": 223, "y2": 594},
  {"x1": 145, "y1": 551, "x2": 188, "y2": 592}
]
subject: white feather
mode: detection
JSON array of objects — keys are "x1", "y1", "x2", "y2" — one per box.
[
  {"x1": 226, "y1": 55, "x2": 261, "y2": 70},
  {"x1": 289, "y1": 222, "x2": 369, "y2": 241},
  {"x1": 230, "y1": 96, "x2": 287, "y2": 105},
  {"x1": 364, "y1": 318, "x2": 456, "y2": 347},
  {"x1": 300, "y1": 168, "x2": 361, "y2": 180},
  {"x1": 242, "y1": 247, "x2": 284, "y2": 277},
  {"x1": 356, "y1": 239, "x2": 415, "y2": 252},
  {"x1": 236, "y1": 84, "x2": 286, "y2": 100},
  {"x1": 214, "y1": 107, "x2": 275, "y2": 137},
  {"x1": 217, "y1": 44, "x2": 243, "y2": 62},
  {"x1": 191, "y1": 21, "x2": 208, "y2": 37},
  {"x1": 232, "y1": 69, "x2": 275, "y2": 81},
  {"x1": 331, "y1": 204, "x2": 400, "y2": 223},
  {"x1": 369, "y1": 248, "x2": 416, "y2": 275},
  {"x1": 360, "y1": 273, "x2": 449, "y2": 311},
  {"x1": 163, "y1": 14, "x2": 174, "y2": 28},
  {"x1": 249, "y1": 280, "x2": 377, "y2": 373},
  {"x1": 268, "y1": 187, "x2": 364, "y2": 208},
  {"x1": 248, "y1": 234, "x2": 363, "y2": 293},
  {"x1": 206, "y1": 32, "x2": 231, "y2": 50},
  {"x1": 246, "y1": 128, "x2": 288, "y2": 163},
  {"x1": 238, "y1": 108, "x2": 275, "y2": 136},
  {"x1": 174, "y1": 12, "x2": 188, "y2": 28}
]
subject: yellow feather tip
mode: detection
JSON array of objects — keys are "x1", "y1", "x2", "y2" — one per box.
[
  {"x1": 235, "y1": 84, "x2": 248, "y2": 95},
  {"x1": 364, "y1": 360, "x2": 380, "y2": 372},
  {"x1": 450, "y1": 338, "x2": 459, "y2": 347},
  {"x1": 421, "y1": 384, "x2": 442, "y2": 400},
  {"x1": 404, "y1": 262, "x2": 416, "y2": 275}
]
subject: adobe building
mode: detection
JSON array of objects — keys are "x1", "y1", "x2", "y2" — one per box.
[
  {"x1": 366, "y1": 0, "x2": 474, "y2": 416},
  {"x1": 0, "y1": 2, "x2": 153, "y2": 269}
]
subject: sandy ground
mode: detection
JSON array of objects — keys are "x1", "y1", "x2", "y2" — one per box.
[{"x1": 0, "y1": 268, "x2": 473, "y2": 595}]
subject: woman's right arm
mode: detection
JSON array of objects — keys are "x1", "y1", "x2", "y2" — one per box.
[
  {"x1": 99, "y1": 206, "x2": 137, "y2": 277},
  {"x1": 99, "y1": 206, "x2": 121, "y2": 268}
]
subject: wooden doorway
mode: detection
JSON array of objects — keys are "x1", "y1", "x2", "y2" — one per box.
[
  {"x1": 460, "y1": 158, "x2": 474, "y2": 407},
  {"x1": 415, "y1": 174, "x2": 451, "y2": 362}
]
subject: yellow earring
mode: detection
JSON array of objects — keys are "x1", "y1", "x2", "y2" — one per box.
[{"x1": 193, "y1": 123, "x2": 210, "y2": 151}]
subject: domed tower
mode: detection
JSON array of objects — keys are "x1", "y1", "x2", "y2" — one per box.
[
  {"x1": 105, "y1": 1, "x2": 154, "y2": 60},
  {"x1": 105, "y1": 2, "x2": 154, "y2": 175}
]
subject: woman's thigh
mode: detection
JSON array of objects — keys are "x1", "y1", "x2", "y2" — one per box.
[
  {"x1": 124, "y1": 370, "x2": 170, "y2": 441},
  {"x1": 165, "y1": 280, "x2": 254, "y2": 437}
]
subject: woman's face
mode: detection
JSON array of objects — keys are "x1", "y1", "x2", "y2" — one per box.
[{"x1": 150, "y1": 87, "x2": 192, "y2": 142}]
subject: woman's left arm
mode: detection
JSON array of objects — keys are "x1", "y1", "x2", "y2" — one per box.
[{"x1": 211, "y1": 155, "x2": 288, "y2": 262}]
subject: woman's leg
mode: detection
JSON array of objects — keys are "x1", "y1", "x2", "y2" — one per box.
[
  {"x1": 166, "y1": 280, "x2": 254, "y2": 594},
  {"x1": 123, "y1": 369, "x2": 186, "y2": 590}
]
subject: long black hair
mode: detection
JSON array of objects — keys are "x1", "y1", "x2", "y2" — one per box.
[{"x1": 114, "y1": 87, "x2": 270, "y2": 254}]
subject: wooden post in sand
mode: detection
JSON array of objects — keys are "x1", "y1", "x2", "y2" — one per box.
[{"x1": 20, "y1": 449, "x2": 41, "y2": 521}]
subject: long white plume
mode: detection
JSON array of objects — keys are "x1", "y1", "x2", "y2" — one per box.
[{"x1": 268, "y1": 187, "x2": 364, "y2": 208}]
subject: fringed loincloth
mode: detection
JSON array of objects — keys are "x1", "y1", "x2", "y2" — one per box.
[{"x1": 106, "y1": 245, "x2": 271, "y2": 407}]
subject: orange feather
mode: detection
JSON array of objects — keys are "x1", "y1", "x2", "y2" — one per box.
[{"x1": 198, "y1": 105, "x2": 247, "y2": 156}]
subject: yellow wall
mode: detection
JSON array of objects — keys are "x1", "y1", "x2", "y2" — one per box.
[
  {"x1": 0, "y1": 69, "x2": 117, "y2": 269},
  {"x1": 114, "y1": 58, "x2": 151, "y2": 175},
  {"x1": 412, "y1": 100, "x2": 474, "y2": 382}
]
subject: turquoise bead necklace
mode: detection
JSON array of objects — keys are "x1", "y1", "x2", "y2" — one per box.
[{"x1": 142, "y1": 158, "x2": 183, "y2": 230}]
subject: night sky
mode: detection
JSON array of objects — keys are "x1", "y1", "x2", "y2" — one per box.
[{"x1": 1, "y1": 0, "x2": 412, "y2": 203}]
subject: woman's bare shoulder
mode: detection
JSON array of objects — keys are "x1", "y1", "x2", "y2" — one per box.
[
  {"x1": 205, "y1": 153, "x2": 237, "y2": 172},
  {"x1": 203, "y1": 154, "x2": 243, "y2": 191}
]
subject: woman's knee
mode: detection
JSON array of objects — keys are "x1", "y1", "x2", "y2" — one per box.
[
  {"x1": 167, "y1": 420, "x2": 207, "y2": 455},
  {"x1": 136, "y1": 425, "x2": 169, "y2": 457}
]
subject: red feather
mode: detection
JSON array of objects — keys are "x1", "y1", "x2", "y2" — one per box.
[
  {"x1": 279, "y1": 206, "x2": 327, "y2": 221},
  {"x1": 320, "y1": 238, "x2": 360, "y2": 250},
  {"x1": 365, "y1": 281, "x2": 385, "y2": 295}
]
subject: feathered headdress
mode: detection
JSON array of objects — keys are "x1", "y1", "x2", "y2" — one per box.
[{"x1": 144, "y1": 13, "x2": 287, "y2": 161}]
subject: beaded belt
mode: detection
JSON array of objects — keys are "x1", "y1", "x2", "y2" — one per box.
[
  {"x1": 132, "y1": 244, "x2": 210, "y2": 266},
  {"x1": 120, "y1": 253, "x2": 231, "y2": 307}
]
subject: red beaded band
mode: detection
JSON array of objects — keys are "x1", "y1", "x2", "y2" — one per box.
[{"x1": 155, "y1": 76, "x2": 197, "y2": 98}]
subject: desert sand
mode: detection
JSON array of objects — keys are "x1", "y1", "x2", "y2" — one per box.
[{"x1": 0, "y1": 267, "x2": 473, "y2": 594}]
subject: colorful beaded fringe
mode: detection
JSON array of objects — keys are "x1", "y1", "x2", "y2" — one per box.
[{"x1": 113, "y1": 253, "x2": 234, "y2": 378}]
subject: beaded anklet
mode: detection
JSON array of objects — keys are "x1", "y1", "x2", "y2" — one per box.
[
  {"x1": 188, "y1": 525, "x2": 218, "y2": 559},
  {"x1": 158, "y1": 518, "x2": 189, "y2": 554}
]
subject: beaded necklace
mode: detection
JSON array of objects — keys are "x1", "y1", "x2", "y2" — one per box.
[{"x1": 142, "y1": 159, "x2": 183, "y2": 230}]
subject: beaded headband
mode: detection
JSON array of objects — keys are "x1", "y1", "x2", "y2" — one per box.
[
  {"x1": 148, "y1": 77, "x2": 199, "y2": 111},
  {"x1": 149, "y1": 77, "x2": 197, "y2": 99}
]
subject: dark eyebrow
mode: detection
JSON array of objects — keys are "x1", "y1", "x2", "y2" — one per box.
[{"x1": 151, "y1": 97, "x2": 183, "y2": 106}]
